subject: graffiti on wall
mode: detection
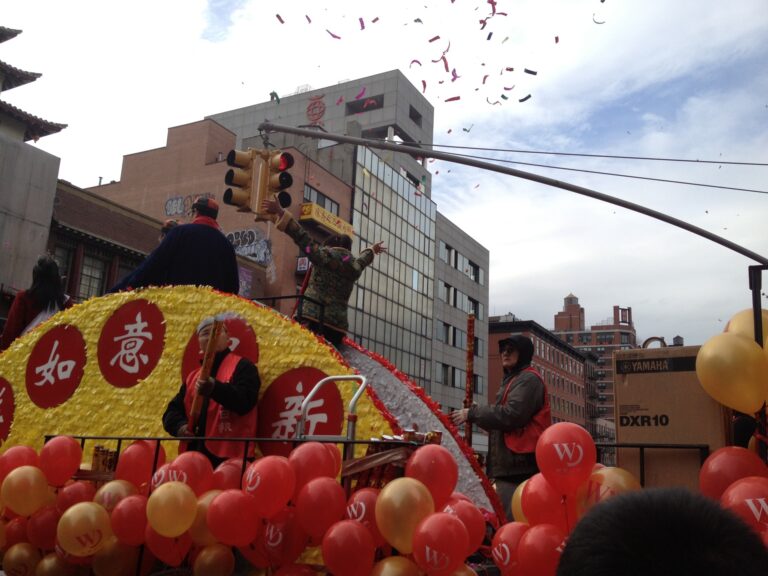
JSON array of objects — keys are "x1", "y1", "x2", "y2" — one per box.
[
  {"x1": 227, "y1": 227, "x2": 273, "y2": 267},
  {"x1": 164, "y1": 193, "x2": 215, "y2": 218}
]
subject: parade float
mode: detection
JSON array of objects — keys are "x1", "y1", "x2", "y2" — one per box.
[{"x1": 0, "y1": 287, "x2": 767, "y2": 576}]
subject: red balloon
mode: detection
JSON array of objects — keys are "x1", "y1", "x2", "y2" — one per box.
[
  {"x1": 115, "y1": 441, "x2": 166, "y2": 492},
  {"x1": 296, "y1": 477, "x2": 346, "y2": 541},
  {"x1": 170, "y1": 452, "x2": 214, "y2": 496},
  {"x1": 27, "y1": 505, "x2": 60, "y2": 551},
  {"x1": 322, "y1": 520, "x2": 376, "y2": 576},
  {"x1": 0, "y1": 446, "x2": 39, "y2": 484},
  {"x1": 450, "y1": 492, "x2": 472, "y2": 503},
  {"x1": 442, "y1": 499, "x2": 485, "y2": 557},
  {"x1": 412, "y1": 512, "x2": 469, "y2": 576},
  {"x1": 56, "y1": 480, "x2": 97, "y2": 514},
  {"x1": 405, "y1": 445, "x2": 458, "y2": 509},
  {"x1": 521, "y1": 473, "x2": 574, "y2": 533},
  {"x1": 39, "y1": 436, "x2": 83, "y2": 487},
  {"x1": 207, "y1": 489, "x2": 261, "y2": 547},
  {"x1": 720, "y1": 476, "x2": 768, "y2": 534},
  {"x1": 238, "y1": 522, "x2": 270, "y2": 568},
  {"x1": 516, "y1": 523, "x2": 566, "y2": 576},
  {"x1": 491, "y1": 522, "x2": 529, "y2": 576},
  {"x1": 111, "y1": 494, "x2": 148, "y2": 546},
  {"x1": 345, "y1": 488, "x2": 384, "y2": 546},
  {"x1": 535, "y1": 423, "x2": 596, "y2": 496},
  {"x1": 325, "y1": 443, "x2": 342, "y2": 477},
  {"x1": 144, "y1": 525, "x2": 191, "y2": 567},
  {"x1": 275, "y1": 563, "x2": 317, "y2": 576},
  {"x1": 700, "y1": 447, "x2": 768, "y2": 500},
  {"x1": 213, "y1": 458, "x2": 245, "y2": 491},
  {"x1": 5, "y1": 516, "x2": 29, "y2": 547},
  {"x1": 262, "y1": 506, "x2": 309, "y2": 567},
  {"x1": 243, "y1": 456, "x2": 296, "y2": 519},
  {"x1": 288, "y1": 442, "x2": 336, "y2": 500}
]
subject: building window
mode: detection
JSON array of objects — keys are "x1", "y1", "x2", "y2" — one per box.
[
  {"x1": 409, "y1": 105, "x2": 423, "y2": 127},
  {"x1": 78, "y1": 255, "x2": 107, "y2": 301},
  {"x1": 304, "y1": 185, "x2": 339, "y2": 216},
  {"x1": 345, "y1": 94, "x2": 384, "y2": 115}
]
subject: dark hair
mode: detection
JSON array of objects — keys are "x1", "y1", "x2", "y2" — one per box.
[
  {"x1": 556, "y1": 488, "x2": 768, "y2": 576},
  {"x1": 192, "y1": 196, "x2": 219, "y2": 219},
  {"x1": 323, "y1": 234, "x2": 352, "y2": 250},
  {"x1": 498, "y1": 335, "x2": 534, "y2": 373},
  {"x1": 28, "y1": 256, "x2": 66, "y2": 310}
]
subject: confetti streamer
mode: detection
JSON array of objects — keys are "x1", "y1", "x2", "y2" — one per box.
[
  {"x1": 429, "y1": 35, "x2": 441, "y2": 42},
  {"x1": 414, "y1": 18, "x2": 423, "y2": 23},
  {"x1": 355, "y1": 87, "x2": 366, "y2": 99},
  {"x1": 305, "y1": 15, "x2": 312, "y2": 23},
  {"x1": 359, "y1": 17, "x2": 365, "y2": 30},
  {"x1": 462, "y1": 124, "x2": 474, "y2": 132},
  {"x1": 488, "y1": 0, "x2": 497, "y2": 15},
  {"x1": 524, "y1": 68, "x2": 538, "y2": 75},
  {"x1": 421, "y1": 79, "x2": 427, "y2": 93},
  {"x1": 473, "y1": 184, "x2": 480, "y2": 189},
  {"x1": 479, "y1": 19, "x2": 488, "y2": 30},
  {"x1": 451, "y1": 68, "x2": 460, "y2": 82},
  {"x1": 555, "y1": 35, "x2": 559, "y2": 43},
  {"x1": 362, "y1": 98, "x2": 378, "y2": 109},
  {"x1": 518, "y1": 94, "x2": 531, "y2": 102},
  {"x1": 410, "y1": 59, "x2": 423, "y2": 67},
  {"x1": 503, "y1": 85, "x2": 515, "y2": 91},
  {"x1": 501, "y1": 94, "x2": 508, "y2": 100},
  {"x1": 447, "y1": 128, "x2": 452, "y2": 133},
  {"x1": 505, "y1": 66, "x2": 514, "y2": 72},
  {"x1": 593, "y1": 13, "x2": 606, "y2": 24},
  {"x1": 372, "y1": 16, "x2": 379, "y2": 23},
  {"x1": 445, "y1": 95, "x2": 461, "y2": 102},
  {"x1": 326, "y1": 29, "x2": 341, "y2": 39},
  {"x1": 276, "y1": 14, "x2": 284, "y2": 24},
  {"x1": 482, "y1": 74, "x2": 489, "y2": 84},
  {"x1": 502, "y1": 36, "x2": 509, "y2": 44},
  {"x1": 487, "y1": 32, "x2": 493, "y2": 40},
  {"x1": 335, "y1": 96, "x2": 344, "y2": 105},
  {"x1": 486, "y1": 97, "x2": 501, "y2": 105}
]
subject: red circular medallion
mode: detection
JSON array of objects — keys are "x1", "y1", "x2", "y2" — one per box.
[
  {"x1": 25, "y1": 325, "x2": 86, "y2": 408},
  {"x1": 97, "y1": 299, "x2": 166, "y2": 388}
]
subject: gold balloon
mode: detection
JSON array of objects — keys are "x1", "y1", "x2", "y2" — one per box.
[
  {"x1": 575, "y1": 466, "x2": 641, "y2": 518},
  {"x1": 35, "y1": 552, "x2": 77, "y2": 576},
  {"x1": 375, "y1": 477, "x2": 434, "y2": 553},
  {"x1": 1, "y1": 465, "x2": 50, "y2": 517},
  {"x1": 370, "y1": 555, "x2": 422, "y2": 576},
  {"x1": 94, "y1": 480, "x2": 138, "y2": 514},
  {"x1": 92, "y1": 537, "x2": 140, "y2": 576},
  {"x1": 696, "y1": 333, "x2": 768, "y2": 414},
  {"x1": 57, "y1": 501, "x2": 113, "y2": 557},
  {"x1": 3, "y1": 542, "x2": 42, "y2": 575},
  {"x1": 725, "y1": 309, "x2": 768, "y2": 342},
  {"x1": 189, "y1": 490, "x2": 222, "y2": 546},
  {"x1": 511, "y1": 479, "x2": 528, "y2": 524},
  {"x1": 193, "y1": 543, "x2": 235, "y2": 576},
  {"x1": 146, "y1": 481, "x2": 197, "y2": 538}
]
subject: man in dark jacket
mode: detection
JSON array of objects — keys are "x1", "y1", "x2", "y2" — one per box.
[
  {"x1": 109, "y1": 197, "x2": 239, "y2": 294},
  {"x1": 451, "y1": 334, "x2": 550, "y2": 522}
]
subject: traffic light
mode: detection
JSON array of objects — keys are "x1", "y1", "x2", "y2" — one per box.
[
  {"x1": 223, "y1": 148, "x2": 262, "y2": 212},
  {"x1": 255, "y1": 150, "x2": 293, "y2": 220}
]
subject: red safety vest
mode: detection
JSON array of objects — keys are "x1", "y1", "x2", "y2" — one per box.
[
  {"x1": 500, "y1": 367, "x2": 551, "y2": 454},
  {"x1": 182, "y1": 353, "x2": 257, "y2": 458}
]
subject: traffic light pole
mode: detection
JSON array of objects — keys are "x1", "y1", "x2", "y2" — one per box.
[{"x1": 258, "y1": 121, "x2": 768, "y2": 267}]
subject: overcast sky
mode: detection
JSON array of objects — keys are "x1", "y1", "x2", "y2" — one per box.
[{"x1": 3, "y1": 0, "x2": 767, "y2": 345}]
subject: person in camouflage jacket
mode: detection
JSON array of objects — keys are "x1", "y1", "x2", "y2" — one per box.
[{"x1": 262, "y1": 198, "x2": 386, "y2": 347}]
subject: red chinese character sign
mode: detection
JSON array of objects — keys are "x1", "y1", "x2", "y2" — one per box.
[
  {"x1": 25, "y1": 325, "x2": 86, "y2": 409},
  {"x1": 181, "y1": 314, "x2": 260, "y2": 381},
  {"x1": 97, "y1": 300, "x2": 166, "y2": 388},
  {"x1": 257, "y1": 367, "x2": 344, "y2": 457},
  {"x1": 0, "y1": 378, "x2": 15, "y2": 443}
]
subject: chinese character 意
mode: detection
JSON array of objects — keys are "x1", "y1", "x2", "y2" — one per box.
[{"x1": 110, "y1": 312, "x2": 153, "y2": 374}]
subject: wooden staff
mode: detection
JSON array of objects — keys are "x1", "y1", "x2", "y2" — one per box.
[{"x1": 188, "y1": 320, "x2": 224, "y2": 434}]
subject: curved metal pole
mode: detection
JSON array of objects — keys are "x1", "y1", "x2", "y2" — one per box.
[{"x1": 258, "y1": 122, "x2": 768, "y2": 265}]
